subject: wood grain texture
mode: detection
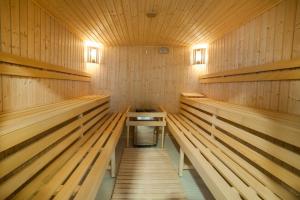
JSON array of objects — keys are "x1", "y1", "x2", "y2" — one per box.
[
  {"x1": 91, "y1": 46, "x2": 203, "y2": 112},
  {"x1": 201, "y1": 0, "x2": 300, "y2": 115},
  {"x1": 0, "y1": 96, "x2": 112, "y2": 199},
  {"x1": 0, "y1": 51, "x2": 90, "y2": 77},
  {"x1": 166, "y1": 97, "x2": 300, "y2": 200},
  {"x1": 0, "y1": 0, "x2": 89, "y2": 112},
  {"x1": 112, "y1": 148, "x2": 186, "y2": 200},
  {"x1": 199, "y1": 58, "x2": 300, "y2": 83},
  {"x1": 34, "y1": 0, "x2": 280, "y2": 46}
]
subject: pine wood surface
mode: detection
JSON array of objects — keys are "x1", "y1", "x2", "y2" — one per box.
[{"x1": 111, "y1": 148, "x2": 186, "y2": 199}]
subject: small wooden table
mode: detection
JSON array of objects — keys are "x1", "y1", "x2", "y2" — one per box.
[{"x1": 126, "y1": 111, "x2": 167, "y2": 148}]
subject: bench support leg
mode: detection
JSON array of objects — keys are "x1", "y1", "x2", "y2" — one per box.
[
  {"x1": 126, "y1": 126, "x2": 130, "y2": 147},
  {"x1": 111, "y1": 150, "x2": 116, "y2": 177},
  {"x1": 161, "y1": 126, "x2": 165, "y2": 148},
  {"x1": 179, "y1": 148, "x2": 184, "y2": 176}
]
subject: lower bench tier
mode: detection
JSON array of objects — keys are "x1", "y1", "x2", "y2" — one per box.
[
  {"x1": 166, "y1": 97, "x2": 300, "y2": 200},
  {"x1": 0, "y1": 95, "x2": 129, "y2": 200}
]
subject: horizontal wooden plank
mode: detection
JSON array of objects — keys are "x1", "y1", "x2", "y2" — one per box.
[
  {"x1": 166, "y1": 119, "x2": 241, "y2": 200},
  {"x1": 112, "y1": 148, "x2": 186, "y2": 200},
  {"x1": 34, "y1": 114, "x2": 114, "y2": 199},
  {"x1": 0, "y1": 51, "x2": 90, "y2": 77},
  {"x1": 181, "y1": 92, "x2": 205, "y2": 98},
  {"x1": 0, "y1": 97, "x2": 108, "y2": 152},
  {"x1": 214, "y1": 118, "x2": 300, "y2": 170},
  {"x1": 175, "y1": 98, "x2": 300, "y2": 199},
  {"x1": 54, "y1": 114, "x2": 123, "y2": 199},
  {"x1": 199, "y1": 68, "x2": 300, "y2": 83},
  {"x1": 0, "y1": 129, "x2": 81, "y2": 199},
  {"x1": 113, "y1": 188, "x2": 183, "y2": 194},
  {"x1": 0, "y1": 105, "x2": 109, "y2": 178},
  {"x1": 111, "y1": 193, "x2": 186, "y2": 199},
  {"x1": 199, "y1": 58, "x2": 300, "y2": 83},
  {"x1": 127, "y1": 112, "x2": 167, "y2": 118},
  {"x1": 74, "y1": 108, "x2": 129, "y2": 200},
  {"x1": 181, "y1": 98, "x2": 300, "y2": 148},
  {"x1": 169, "y1": 114, "x2": 261, "y2": 200},
  {"x1": 0, "y1": 63, "x2": 90, "y2": 82},
  {"x1": 0, "y1": 96, "x2": 101, "y2": 120},
  {"x1": 126, "y1": 121, "x2": 166, "y2": 126},
  {"x1": 13, "y1": 112, "x2": 109, "y2": 200},
  {"x1": 181, "y1": 101, "x2": 300, "y2": 171},
  {"x1": 113, "y1": 184, "x2": 182, "y2": 189},
  {"x1": 176, "y1": 114, "x2": 283, "y2": 200}
]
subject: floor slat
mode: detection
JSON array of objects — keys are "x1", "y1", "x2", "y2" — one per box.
[{"x1": 112, "y1": 148, "x2": 186, "y2": 199}]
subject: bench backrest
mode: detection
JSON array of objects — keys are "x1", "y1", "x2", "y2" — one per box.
[
  {"x1": 179, "y1": 97, "x2": 300, "y2": 198},
  {"x1": 0, "y1": 95, "x2": 110, "y2": 199}
]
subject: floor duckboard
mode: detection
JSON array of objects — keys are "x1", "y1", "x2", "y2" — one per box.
[{"x1": 111, "y1": 148, "x2": 187, "y2": 199}]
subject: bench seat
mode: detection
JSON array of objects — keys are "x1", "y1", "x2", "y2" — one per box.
[
  {"x1": 0, "y1": 95, "x2": 127, "y2": 200},
  {"x1": 166, "y1": 97, "x2": 300, "y2": 200}
]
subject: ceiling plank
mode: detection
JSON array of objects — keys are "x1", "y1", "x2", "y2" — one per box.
[{"x1": 34, "y1": 0, "x2": 282, "y2": 46}]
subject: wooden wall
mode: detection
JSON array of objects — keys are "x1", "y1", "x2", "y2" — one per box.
[
  {"x1": 0, "y1": 0, "x2": 90, "y2": 112},
  {"x1": 201, "y1": 0, "x2": 300, "y2": 115},
  {"x1": 91, "y1": 46, "x2": 203, "y2": 112}
]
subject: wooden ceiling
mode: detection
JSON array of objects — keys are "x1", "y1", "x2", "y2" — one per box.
[{"x1": 35, "y1": 0, "x2": 281, "y2": 46}]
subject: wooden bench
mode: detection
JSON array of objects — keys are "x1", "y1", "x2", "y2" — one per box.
[
  {"x1": 0, "y1": 95, "x2": 128, "y2": 200},
  {"x1": 165, "y1": 97, "x2": 300, "y2": 200}
]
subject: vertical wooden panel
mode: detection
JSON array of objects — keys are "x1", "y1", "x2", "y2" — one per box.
[
  {"x1": 0, "y1": 76, "x2": 2, "y2": 112},
  {"x1": 1, "y1": 0, "x2": 12, "y2": 53},
  {"x1": 91, "y1": 46, "x2": 200, "y2": 112},
  {"x1": 11, "y1": 0, "x2": 20, "y2": 56},
  {"x1": 0, "y1": 0, "x2": 89, "y2": 112},
  {"x1": 20, "y1": 0, "x2": 28, "y2": 57},
  {"x1": 288, "y1": 0, "x2": 300, "y2": 115},
  {"x1": 202, "y1": 0, "x2": 300, "y2": 115}
]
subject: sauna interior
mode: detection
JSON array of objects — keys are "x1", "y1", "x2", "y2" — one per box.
[{"x1": 1, "y1": 0, "x2": 300, "y2": 199}]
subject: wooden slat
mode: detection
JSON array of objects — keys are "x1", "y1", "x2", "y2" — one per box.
[
  {"x1": 127, "y1": 112, "x2": 167, "y2": 118},
  {"x1": 0, "y1": 96, "x2": 109, "y2": 152},
  {"x1": 74, "y1": 108, "x2": 129, "y2": 200},
  {"x1": 176, "y1": 114, "x2": 283, "y2": 200},
  {"x1": 166, "y1": 118, "x2": 241, "y2": 200},
  {"x1": 0, "y1": 96, "x2": 100, "y2": 123},
  {"x1": 199, "y1": 58, "x2": 300, "y2": 79},
  {"x1": 199, "y1": 67, "x2": 300, "y2": 83},
  {"x1": 0, "y1": 51, "x2": 90, "y2": 77},
  {"x1": 169, "y1": 114, "x2": 262, "y2": 200},
  {"x1": 0, "y1": 104, "x2": 109, "y2": 178},
  {"x1": 173, "y1": 97, "x2": 300, "y2": 199},
  {"x1": 0, "y1": 63, "x2": 90, "y2": 82},
  {"x1": 111, "y1": 148, "x2": 186, "y2": 200},
  {"x1": 53, "y1": 114, "x2": 122, "y2": 199},
  {"x1": 126, "y1": 121, "x2": 166, "y2": 127},
  {"x1": 181, "y1": 98, "x2": 300, "y2": 148},
  {"x1": 0, "y1": 129, "x2": 81, "y2": 199},
  {"x1": 32, "y1": 114, "x2": 116, "y2": 200},
  {"x1": 181, "y1": 92, "x2": 205, "y2": 98},
  {"x1": 0, "y1": 95, "x2": 111, "y2": 199}
]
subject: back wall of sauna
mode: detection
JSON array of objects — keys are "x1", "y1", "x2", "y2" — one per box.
[
  {"x1": 0, "y1": 0, "x2": 90, "y2": 112},
  {"x1": 90, "y1": 46, "x2": 202, "y2": 113}
]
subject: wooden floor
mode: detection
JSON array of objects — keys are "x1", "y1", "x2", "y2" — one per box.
[{"x1": 111, "y1": 148, "x2": 186, "y2": 199}]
